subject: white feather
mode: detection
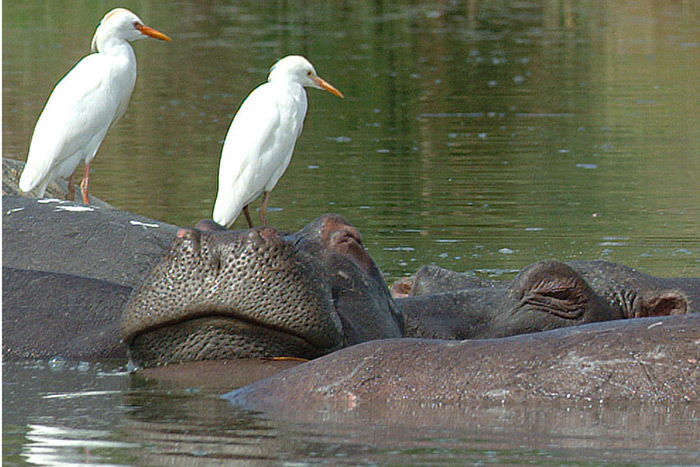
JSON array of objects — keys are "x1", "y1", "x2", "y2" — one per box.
[
  {"x1": 19, "y1": 8, "x2": 170, "y2": 198},
  {"x1": 20, "y1": 53, "x2": 134, "y2": 195},
  {"x1": 213, "y1": 55, "x2": 343, "y2": 228}
]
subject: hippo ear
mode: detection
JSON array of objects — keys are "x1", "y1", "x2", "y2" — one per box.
[
  {"x1": 512, "y1": 260, "x2": 600, "y2": 320},
  {"x1": 390, "y1": 276, "x2": 414, "y2": 298},
  {"x1": 636, "y1": 291, "x2": 688, "y2": 317}
]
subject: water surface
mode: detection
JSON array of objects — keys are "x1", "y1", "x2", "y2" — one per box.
[{"x1": 4, "y1": 362, "x2": 700, "y2": 465}]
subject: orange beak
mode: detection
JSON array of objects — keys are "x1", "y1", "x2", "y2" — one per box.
[
  {"x1": 313, "y1": 76, "x2": 344, "y2": 99},
  {"x1": 136, "y1": 23, "x2": 172, "y2": 42}
]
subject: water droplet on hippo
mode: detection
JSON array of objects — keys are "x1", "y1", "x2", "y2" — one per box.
[
  {"x1": 76, "y1": 362, "x2": 91, "y2": 372},
  {"x1": 126, "y1": 360, "x2": 140, "y2": 373},
  {"x1": 48, "y1": 356, "x2": 66, "y2": 371}
]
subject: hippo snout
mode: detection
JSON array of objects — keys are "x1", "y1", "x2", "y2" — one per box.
[
  {"x1": 121, "y1": 226, "x2": 345, "y2": 368},
  {"x1": 120, "y1": 214, "x2": 404, "y2": 369}
]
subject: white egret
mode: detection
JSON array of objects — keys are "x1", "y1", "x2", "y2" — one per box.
[
  {"x1": 212, "y1": 55, "x2": 344, "y2": 228},
  {"x1": 19, "y1": 8, "x2": 171, "y2": 204}
]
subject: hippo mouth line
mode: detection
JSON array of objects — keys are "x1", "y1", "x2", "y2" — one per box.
[
  {"x1": 125, "y1": 309, "x2": 342, "y2": 367},
  {"x1": 125, "y1": 308, "x2": 330, "y2": 353}
]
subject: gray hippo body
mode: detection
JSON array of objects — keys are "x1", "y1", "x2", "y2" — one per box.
[
  {"x1": 3, "y1": 267, "x2": 127, "y2": 360},
  {"x1": 3, "y1": 194, "x2": 178, "y2": 288},
  {"x1": 2, "y1": 193, "x2": 405, "y2": 363},
  {"x1": 2, "y1": 192, "x2": 178, "y2": 360},
  {"x1": 225, "y1": 314, "x2": 700, "y2": 411}
]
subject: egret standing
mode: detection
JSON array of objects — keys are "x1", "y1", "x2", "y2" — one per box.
[
  {"x1": 213, "y1": 55, "x2": 343, "y2": 228},
  {"x1": 19, "y1": 8, "x2": 171, "y2": 204}
]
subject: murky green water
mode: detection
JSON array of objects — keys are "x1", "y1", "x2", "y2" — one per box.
[{"x1": 3, "y1": 1, "x2": 700, "y2": 465}]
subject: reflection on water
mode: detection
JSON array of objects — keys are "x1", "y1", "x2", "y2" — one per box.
[
  {"x1": 3, "y1": 0, "x2": 698, "y2": 280},
  {"x1": 3, "y1": 1, "x2": 700, "y2": 465},
  {"x1": 22, "y1": 425, "x2": 139, "y2": 467},
  {"x1": 4, "y1": 362, "x2": 700, "y2": 465}
]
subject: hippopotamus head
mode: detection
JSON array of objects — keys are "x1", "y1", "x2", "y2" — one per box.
[
  {"x1": 122, "y1": 214, "x2": 404, "y2": 368},
  {"x1": 395, "y1": 260, "x2": 620, "y2": 340},
  {"x1": 394, "y1": 259, "x2": 697, "y2": 340}
]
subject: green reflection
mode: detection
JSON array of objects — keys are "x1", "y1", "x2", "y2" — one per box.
[{"x1": 3, "y1": 0, "x2": 699, "y2": 279}]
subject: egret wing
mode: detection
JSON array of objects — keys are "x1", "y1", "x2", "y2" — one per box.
[
  {"x1": 20, "y1": 54, "x2": 127, "y2": 192},
  {"x1": 214, "y1": 84, "x2": 284, "y2": 226}
]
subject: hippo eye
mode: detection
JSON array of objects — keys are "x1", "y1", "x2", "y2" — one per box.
[
  {"x1": 345, "y1": 230, "x2": 362, "y2": 246},
  {"x1": 349, "y1": 233, "x2": 362, "y2": 246},
  {"x1": 333, "y1": 230, "x2": 362, "y2": 247}
]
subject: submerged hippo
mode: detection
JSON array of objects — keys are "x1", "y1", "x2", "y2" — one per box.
[
  {"x1": 396, "y1": 261, "x2": 697, "y2": 340},
  {"x1": 225, "y1": 314, "x2": 700, "y2": 411},
  {"x1": 4, "y1": 190, "x2": 700, "y2": 368},
  {"x1": 4, "y1": 197, "x2": 700, "y2": 405},
  {"x1": 120, "y1": 218, "x2": 700, "y2": 367},
  {"x1": 4, "y1": 153, "x2": 700, "y2": 384},
  {"x1": 2, "y1": 194, "x2": 406, "y2": 363}
]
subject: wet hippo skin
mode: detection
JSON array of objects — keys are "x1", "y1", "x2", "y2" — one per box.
[
  {"x1": 394, "y1": 261, "x2": 698, "y2": 340},
  {"x1": 224, "y1": 314, "x2": 700, "y2": 409},
  {"x1": 2, "y1": 195, "x2": 178, "y2": 288},
  {"x1": 122, "y1": 214, "x2": 405, "y2": 367},
  {"x1": 3, "y1": 198, "x2": 406, "y2": 365},
  {"x1": 3, "y1": 196, "x2": 699, "y2": 404},
  {"x1": 3, "y1": 156, "x2": 699, "y2": 398}
]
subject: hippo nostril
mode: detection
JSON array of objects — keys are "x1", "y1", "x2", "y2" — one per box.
[
  {"x1": 176, "y1": 228, "x2": 201, "y2": 253},
  {"x1": 209, "y1": 254, "x2": 223, "y2": 273},
  {"x1": 258, "y1": 226, "x2": 281, "y2": 241},
  {"x1": 176, "y1": 228, "x2": 199, "y2": 240},
  {"x1": 245, "y1": 229, "x2": 262, "y2": 242},
  {"x1": 246, "y1": 226, "x2": 281, "y2": 243}
]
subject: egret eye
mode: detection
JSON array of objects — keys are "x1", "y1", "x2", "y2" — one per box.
[{"x1": 307, "y1": 71, "x2": 312, "y2": 76}]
